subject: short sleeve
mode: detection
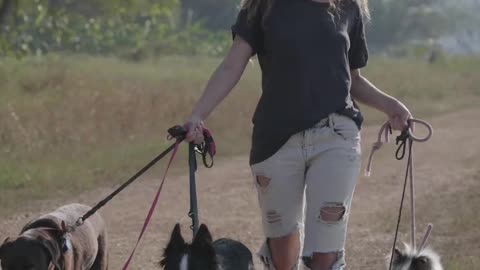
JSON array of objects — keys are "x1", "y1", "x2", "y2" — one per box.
[
  {"x1": 231, "y1": 8, "x2": 264, "y2": 55},
  {"x1": 348, "y1": 7, "x2": 369, "y2": 69}
]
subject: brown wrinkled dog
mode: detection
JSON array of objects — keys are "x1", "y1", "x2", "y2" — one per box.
[{"x1": 0, "y1": 203, "x2": 108, "y2": 270}]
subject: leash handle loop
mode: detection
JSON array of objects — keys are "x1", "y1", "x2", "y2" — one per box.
[
  {"x1": 365, "y1": 118, "x2": 433, "y2": 176},
  {"x1": 407, "y1": 118, "x2": 433, "y2": 143},
  {"x1": 395, "y1": 130, "x2": 409, "y2": 160},
  {"x1": 171, "y1": 124, "x2": 217, "y2": 168}
]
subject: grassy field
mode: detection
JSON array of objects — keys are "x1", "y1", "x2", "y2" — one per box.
[
  {"x1": 1, "y1": 54, "x2": 480, "y2": 213},
  {"x1": 1, "y1": 54, "x2": 480, "y2": 269}
]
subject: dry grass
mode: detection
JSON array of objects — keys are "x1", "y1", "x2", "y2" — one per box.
[{"x1": 1, "y1": 54, "x2": 479, "y2": 214}]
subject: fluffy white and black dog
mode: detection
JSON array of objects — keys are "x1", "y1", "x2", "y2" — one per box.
[
  {"x1": 390, "y1": 244, "x2": 443, "y2": 270},
  {"x1": 160, "y1": 223, "x2": 254, "y2": 270}
]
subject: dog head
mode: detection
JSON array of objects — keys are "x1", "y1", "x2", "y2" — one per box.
[
  {"x1": 0, "y1": 231, "x2": 63, "y2": 270},
  {"x1": 160, "y1": 223, "x2": 217, "y2": 270},
  {"x1": 390, "y1": 244, "x2": 443, "y2": 270}
]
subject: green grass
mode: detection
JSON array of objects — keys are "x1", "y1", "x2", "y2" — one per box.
[{"x1": 1, "y1": 54, "x2": 479, "y2": 215}]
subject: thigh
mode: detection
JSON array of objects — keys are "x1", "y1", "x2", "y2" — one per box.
[
  {"x1": 303, "y1": 114, "x2": 362, "y2": 255},
  {"x1": 250, "y1": 133, "x2": 307, "y2": 238}
]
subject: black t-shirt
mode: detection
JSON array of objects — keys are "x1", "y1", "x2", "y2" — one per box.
[{"x1": 231, "y1": 0, "x2": 369, "y2": 165}]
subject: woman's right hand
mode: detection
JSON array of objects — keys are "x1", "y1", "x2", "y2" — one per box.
[{"x1": 184, "y1": 114, "x2": 205, "y2": 144}]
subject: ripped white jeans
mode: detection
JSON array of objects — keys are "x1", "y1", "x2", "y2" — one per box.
[{"x1": 250, "y1": 113, "x2": 362, "y2": 269}]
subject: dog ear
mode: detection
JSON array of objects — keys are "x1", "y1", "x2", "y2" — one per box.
[
  {"x1": 160, "y1": 224, "x2": 187, "y2": 268},
  {"x1": 40, "y1": 238, "x2": 62, "y2": 270},
  {"x1": 0, "y1": 237, "x2": 11, "y2": 258},
  {"x1": 192, "y1": 224, "x2": 213, "y2": 248},
  {"x1": 2, "y1": 237, "x2": 10, "y2": 244},
  {"x1": 392, "y1": 248, "x2": 403, "y2": 262},
  {"x1": 192, "y1": 224, "x2": 216, "y2": 266},
  {"x1": 169, "y1": 223, "x2": 185, "y2": 247},
  {"x1": 164, "y1": 224, "x2": 186, "y2": 252}
]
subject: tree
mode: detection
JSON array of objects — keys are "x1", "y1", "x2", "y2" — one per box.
[
  {"x1": 367, "y1": 0, "x2": 450, "y2": 51},
  {"x1": 0, "y1": 0, "x2": 17, "y2": 29},
  {"x1": 180, "y1": 0, "x2": 239, "y2": 30}
]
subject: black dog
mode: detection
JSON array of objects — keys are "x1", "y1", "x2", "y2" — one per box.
[
  {"x1": 390, "y1": 243, "x2": 443, "y2": 270},
  {"x1": 160, "y1": 223, "x2": 254, "y2": 270}
]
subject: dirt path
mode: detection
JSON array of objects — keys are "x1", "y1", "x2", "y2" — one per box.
[{"x1": 2, "y1": 109, "x2": 479, "y2": 269}]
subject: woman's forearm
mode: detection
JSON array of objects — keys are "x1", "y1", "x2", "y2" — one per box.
[
  {"x1": 191, "y1": 60, "x2": 245, "y2": 120},
  {"x1": 350, "y1": 70, "x2": 397, "y2": 115},
  {"x1": 350, "y1": 69, "x2": 411, "y2": 130}
]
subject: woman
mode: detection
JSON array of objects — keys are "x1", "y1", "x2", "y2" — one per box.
[{"x1": 183, "y1": 0, "x2": 411, "y2": 269}]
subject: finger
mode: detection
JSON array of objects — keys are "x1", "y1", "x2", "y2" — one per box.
[
  {"x1": 184, "y1": 121, "x2": 200, "y2": 142},
  {"x1": 410, "y1": 120, "x2": 415, "y2": 133},
  {"x1": 389, "y1": 116, "x2": 400, "y2": 131},
  {"x1": 194, "y1": 134, "x2": 204, "y2": 145},
  {"x1": 185, "y1": 130, "x2": 196, "y2": 142},
  {"x1": 392, "y1": 117, "x2": 407, "y2": 131},
  {"x1": 401, "y1": 118, "x2": 409, "y2": 130}
]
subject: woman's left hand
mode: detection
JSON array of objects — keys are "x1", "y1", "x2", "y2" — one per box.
[{"x1": 386, "y1": 99, "x2": 412, "y2": 131}]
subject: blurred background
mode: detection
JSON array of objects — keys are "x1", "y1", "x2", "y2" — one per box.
[{"x1": 1, "y1": 0, "x2": 479, "y2": 269}]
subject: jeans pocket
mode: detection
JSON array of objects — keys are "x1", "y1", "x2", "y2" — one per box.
[{"x1": 330, "y1": 114, "x2": 361, "y2": 142}]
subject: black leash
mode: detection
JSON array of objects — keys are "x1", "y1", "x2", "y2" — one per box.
[
  {"x1": 388, "y1": 119, "x2": 434, "y2": 270},
  {"x1": 188, "y1": 143, "x2": 200, "y2": 237},
  {"x1": 187, "y1": 128, "x2": 217, "y2": 237},
  {"x1": 76, "y1": 125, "x2": 188, "y2": 227},
  {"x1": 388, "y1": 130, "x2": 413, "y2": 270},
  {"x1": 366, "y1": 119, "x2": 434, "y2": 270},
  {"x1": 74, "y1": 125, "x2": 216, "y2": 229}
]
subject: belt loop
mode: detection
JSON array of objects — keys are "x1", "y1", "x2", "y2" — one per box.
[{"x1": 328, "y1": 114, "x2": 334, "y2": 129}]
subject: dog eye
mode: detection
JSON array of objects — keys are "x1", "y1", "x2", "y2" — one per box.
[{"x1": 419, "y1": 257, "x2": 428, "y2": 264}]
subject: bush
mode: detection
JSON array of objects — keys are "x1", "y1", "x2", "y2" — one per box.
[{"x1": 0, "y1": 0, "x2": 230, "y2": 59}]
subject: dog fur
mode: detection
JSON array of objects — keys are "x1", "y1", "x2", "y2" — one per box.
[
  {"x1": 160, "y1": 223, "x2": 254, "y2": 270},
  {"x1": 0, "y1": 203, "x2": 108, "y2": 270},
  {"x1": 389, "y1": 243, "x2": 443, "y2": 270}
]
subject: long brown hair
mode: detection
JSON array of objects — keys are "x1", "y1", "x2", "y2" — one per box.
[{"x1": 241, "y1": 0, "x2": 370, "y2": 25}]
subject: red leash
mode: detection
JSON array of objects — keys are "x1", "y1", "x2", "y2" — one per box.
[
  {"x1": 121, "y1": 126, "x2": 216, "y2": 269},
  {"x1": 121, "y1": 140, "x2": 181, "y2": 270}
]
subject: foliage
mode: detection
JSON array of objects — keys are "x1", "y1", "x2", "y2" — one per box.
[
  {"x1": 180, "y1": 0, "x2": 239, "y2": 30},
  {"x1": 0, "y1": 0, "x2": 230, "y2": 59},
  {"x1": 1, "y1": 0, "x2": 479, "y2": 58},
  {"x1": 367, "y1": 0, "x2": 450, "y2": 52}
]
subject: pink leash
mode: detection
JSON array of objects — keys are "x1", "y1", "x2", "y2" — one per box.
[
  {"x1": 121, "y1": 126, "x2": 216, "y2": 269},
  {"x1": 365, "y1": 118, "x2": 433, "y2": 269},
  {"x1": 121, "y1": 140, "x2": 180, "y2": 270}
]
